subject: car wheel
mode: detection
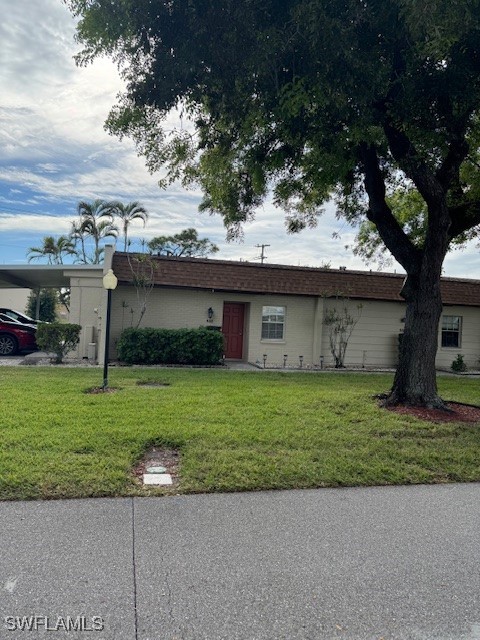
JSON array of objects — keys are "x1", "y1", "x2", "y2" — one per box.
[{"x1": 0, "y1": 334, "x2": 18, "y2": 356}]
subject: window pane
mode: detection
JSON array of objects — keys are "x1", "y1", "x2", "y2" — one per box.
[
  {"x1": 262, "y1": 306, "x2": 285, "y2": 340},
  {"x1": 441, "y1": 315, "x2": 461, "y2": 348},
  {"x1": 442, "y1": 316, "x2": 460, "y2": 331}
]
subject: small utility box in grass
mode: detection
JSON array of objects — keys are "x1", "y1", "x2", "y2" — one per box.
[{"x1": 143, "y1": 473, "x2": 173, "y2": 486}]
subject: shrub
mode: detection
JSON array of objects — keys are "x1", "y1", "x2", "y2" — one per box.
[
  {"x1": 35, "y1": 322, "x2": 81, "y2": 364},
  {"x1": 117, "y1": 327, "x2": 224, "y2": 365},
  {"x1": 451, "y1": 354, "x2": 467, "y2": 373}
]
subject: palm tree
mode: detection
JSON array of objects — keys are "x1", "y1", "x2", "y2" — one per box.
[
  {"x1": 76, "y1": 199, "x2": 118, "y2": 263},
  {"x1": 69, "y1": 219, "x2": 88, "y2": 264},
  {"x1": 27, "y1": 235, "x2": 77, "y2": 265},
  {"x1": 111, "y1": 201, "x2": 149, "y2": 252}
]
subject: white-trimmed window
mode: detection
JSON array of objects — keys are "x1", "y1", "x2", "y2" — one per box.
[
  {"x1": 441, "y1": 315, "x2": 461, "y2": 348},
  {"x1": 261, "y1": 306, "x2": 285, "y2": 340}
]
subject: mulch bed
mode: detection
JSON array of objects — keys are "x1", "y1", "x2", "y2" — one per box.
[{"x1": 386, "y1": 402, "x2": 480, "y2": 423}]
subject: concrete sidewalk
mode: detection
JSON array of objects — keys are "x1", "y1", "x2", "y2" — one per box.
[{"x1": 1, "y1": 484, "x2": 480, "y2": 639}]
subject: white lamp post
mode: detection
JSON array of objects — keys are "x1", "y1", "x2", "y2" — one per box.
[{"x1": 102, "y1": 268, "x2": 118, "y2": 390}]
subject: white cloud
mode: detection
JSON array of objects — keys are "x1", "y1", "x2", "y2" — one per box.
[
  {"x1": 0, "y1": 213, "x2": 71, "y2": 235},
  {"x1": 0, "y1": 0, "x2": 477, "y2": 277}
]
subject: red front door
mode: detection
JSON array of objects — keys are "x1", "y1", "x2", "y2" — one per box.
[{"x1": 222, "y1": 303, "x2": 245, "y2": 359}]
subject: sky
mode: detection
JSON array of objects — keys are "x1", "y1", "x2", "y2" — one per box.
[{"x1": 0, "y1": 0, "x2": 479, "y2": 277}]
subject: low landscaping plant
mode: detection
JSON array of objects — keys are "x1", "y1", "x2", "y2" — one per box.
[
  {"x1": 117, "y1": 327, "x2": 224, "y2": 365},
  {"x1": 35, "y1": 322, "x2": 81, "y2": 363},
  {"x1": 451, "y1": 354, "x2": 467, "y2": 373}
]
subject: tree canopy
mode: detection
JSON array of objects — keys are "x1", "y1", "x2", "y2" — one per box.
[
  {"x1": 148, "y1": 228, "x2": 219, "y2": 257},
  {"x1": 111, "y1": 201, "x2": 149, "y2": 252},
  {"x1": 76, "y1": 199, "x2": 118, "y2": 263},
  {"x1": 68, "y1": 0, "x2": 480, "y2": 242},
  {"x1": 27, "y1": 199, "x2": 149, "y2": 266},
  {"x1": 28, "y1": 235, "x2": 76, "y2": 265},
  {"x1": 67, "y1": 0, "x2": 480, "y2": 407}
]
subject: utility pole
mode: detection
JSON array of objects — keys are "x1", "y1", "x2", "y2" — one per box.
[{"x1": 255, "y1": 244, "x2": 270, "y2": 264}]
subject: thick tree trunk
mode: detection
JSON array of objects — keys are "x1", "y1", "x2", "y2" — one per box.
[{"x1": 387, "y1": 269, "x2": 445, "y2": 408}]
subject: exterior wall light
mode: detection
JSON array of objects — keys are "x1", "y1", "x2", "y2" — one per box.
[{"x1": 207, "y1": 307, "x2": 214, "y2": 321}]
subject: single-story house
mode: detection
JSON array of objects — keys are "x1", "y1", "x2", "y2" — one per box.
[
  {"x1": 106, "y1": 248, "x2": 480, "y2": 370},
  {"x1": 1, "y1": 245, "x2": 479, "y2": 369}
]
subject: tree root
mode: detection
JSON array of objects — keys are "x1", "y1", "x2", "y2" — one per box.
[{"x1": 379, "y1": 391, "x2": 450, "y2": 411}]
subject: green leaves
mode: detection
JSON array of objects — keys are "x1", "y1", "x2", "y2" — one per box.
[
  {"x1": 35, "y1": 322, "x2": 82, "y2": 364},
  {"x1": 117, "y1": 327, "x2": 224, "y2": 365},
  {"x1": 67, "y1": 0, "x2": 480, "y2": 263},
  {"x1": 147, "y1": 228, "x2": 219, "y2": 257}
]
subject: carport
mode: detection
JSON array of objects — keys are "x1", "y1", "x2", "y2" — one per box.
[{"x1": 0, "y1": 262, "x2": 107, "y2": 363}]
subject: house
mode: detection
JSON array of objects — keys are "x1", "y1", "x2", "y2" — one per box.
[
  {"x1": 1, "y1": 246, "x2": 479, "y2": 369},
  {"x1": 106, "y1": 249, "x2": 480, "y2": 370}
]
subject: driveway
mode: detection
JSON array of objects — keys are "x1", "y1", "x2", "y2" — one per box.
[
  {"x1": 1, "y1": 484, "x2": 479, "y2": 639},
  {"x1": 0, "y1": 355, "x2": 26, "y2": 366}
]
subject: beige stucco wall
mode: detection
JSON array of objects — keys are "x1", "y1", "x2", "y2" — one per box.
[
  {"x1": 104, "y1": 283, "x2": 480, "y2": 369},
  {"x1": 0, "y1": 288, "x2": 31, "y2": 312},
  {"x1": 321, "y1": 300, "x2": 405, "y2": 368},
  {"x1": 68, "y1": 272, "x2": 105, "y2": 360},
  {"x1": 245, "y1": 294, "x2": 319, "y2": 366},
  {"x1": 436, "y1": 305, "x2": 480, "y2": 369},
  {"x1": 107, "y1": 286, "x2": 319, "y2": 366},
  {"x1": 106, "y1": 287, "x2": 404, "y2": 368}
]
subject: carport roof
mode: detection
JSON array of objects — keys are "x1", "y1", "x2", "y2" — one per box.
[{"x1": 0, "y1": 264, "x2": 102, "y2": 289}]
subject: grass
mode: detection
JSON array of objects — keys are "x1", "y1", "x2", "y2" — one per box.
[{"x1": 0, "y1": 367, "x2": 479, "y2": 500}]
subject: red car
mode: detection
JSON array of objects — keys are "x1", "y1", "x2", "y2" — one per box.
[{"x1": 0, "y1": 319, "x2": 37, "y2": 355}]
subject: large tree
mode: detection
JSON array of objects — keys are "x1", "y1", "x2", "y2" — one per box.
[
  {"x1": 67, "y1": 0, "x2": 480, "y2": 407},
  {"x1": 148, "y1": 228, "x2": 219, "y2": 257}
]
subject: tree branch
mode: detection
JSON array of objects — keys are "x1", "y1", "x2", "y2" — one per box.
[
  {"x1": 435, "y1": 135, "x2": 469, "y2": 191},
  {"x1": 382, "y1": 122, "x2": 445, "y2": 208},
  {"x1": 448, "y1": 200, "x2": 480, "y2": 239},
  {"x1": 359, "y1": 143, "x2": 422, "y2": 273}
]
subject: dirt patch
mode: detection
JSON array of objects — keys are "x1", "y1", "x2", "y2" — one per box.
[
  {"x1": 132, "y1": 447, "x2": 181, "y2": 489},
  {"x1": 386, "y1": 401, "x2": 480, "y2": 424}
]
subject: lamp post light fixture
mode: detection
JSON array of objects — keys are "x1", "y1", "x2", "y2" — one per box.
[
  {"x1": 263, "y1": 353, "x2": 267, "y2": 369},
  {"x1": 299, "y1": 355, "x2": 304, "y2": 369},
  {"x1": 283, "y1": 354, "x2": 288, "y2": 368},
  {"x1": 102, "y1": 268, "x2": 118, "y2": 390}
]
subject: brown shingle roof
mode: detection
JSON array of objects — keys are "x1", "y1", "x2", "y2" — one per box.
[{"x1": 112, "y1": 253, "x2": 480, "y2": 307}]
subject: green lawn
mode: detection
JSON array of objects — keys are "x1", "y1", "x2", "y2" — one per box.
[{"x1": 1, "y1": 367, "x2": 479, "y2": 500}]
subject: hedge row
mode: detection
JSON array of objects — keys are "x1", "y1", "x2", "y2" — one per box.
[{"x1": 117, "y1": 327, "x2": 224, "y2": 365}]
